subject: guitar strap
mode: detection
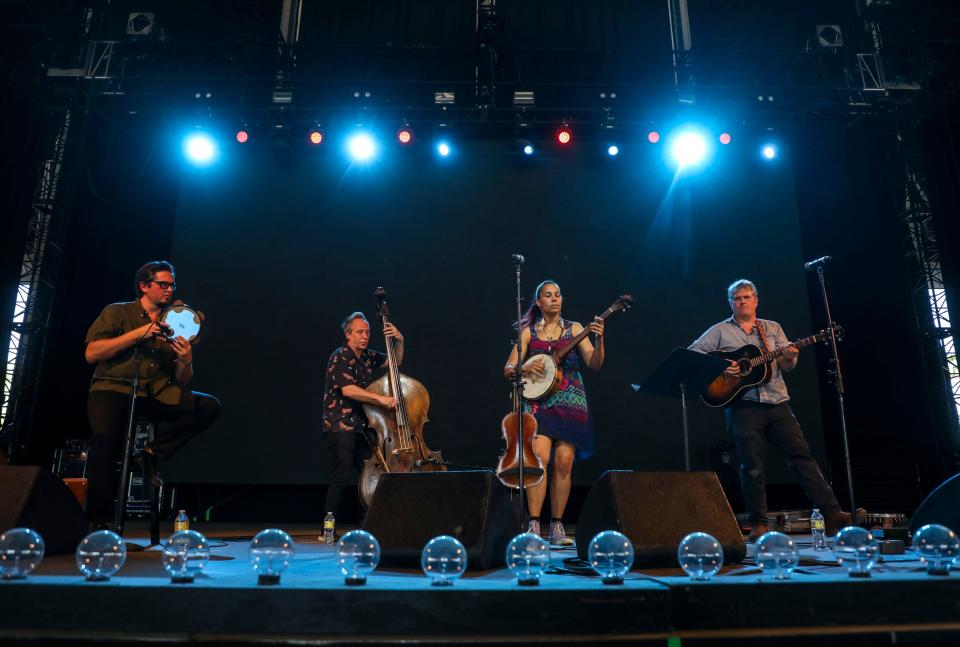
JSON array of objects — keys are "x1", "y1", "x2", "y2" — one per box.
[{"x1": 755, "y1": 319, "x2": 771, "y2": 353}]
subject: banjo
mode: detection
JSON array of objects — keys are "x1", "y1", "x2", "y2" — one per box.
[{"x1": 521, "y1": 294, "x2": 634, "y2": 400}]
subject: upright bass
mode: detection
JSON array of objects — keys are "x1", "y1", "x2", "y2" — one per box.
[{"x1": 358, "y1": 288, "x2": 445, "y2": 508}]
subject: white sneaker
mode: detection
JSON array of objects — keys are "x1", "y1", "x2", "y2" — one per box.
[
  {"x1": 549, "y1": 521, "x2": 574, "y2": 546},
  {"x1": 528, "y1": 519, "x2": 541, "y2": 536}
]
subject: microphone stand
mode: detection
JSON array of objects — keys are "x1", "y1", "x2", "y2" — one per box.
[
  {"x1": 113, "y1": 311, "x2": 170, "y2": 543},
  {"x1": 112, "y1": 340, "x2": 143, "y2": 537},
  {"x1": 815, "y1": 265, "x2": 858, "y2": 526},
  {"x1": 511, "y1": 258, "x2": 527, "y2": 529}
]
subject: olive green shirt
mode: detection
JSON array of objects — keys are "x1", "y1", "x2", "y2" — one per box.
[{"x1": 85, "y1": 300, "x2": 183, "y2": 406}]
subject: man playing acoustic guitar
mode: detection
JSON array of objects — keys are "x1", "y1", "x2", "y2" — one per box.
[{"x1": 689, "y1": 279, "x2": 862, "y2": 541}]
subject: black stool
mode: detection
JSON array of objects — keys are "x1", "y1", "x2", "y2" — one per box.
[{"x1": 114, "y1": 417, "x2": 168, "y2": 545}]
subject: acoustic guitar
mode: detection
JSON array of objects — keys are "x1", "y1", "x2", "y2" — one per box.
[{"x1": 700, "y1": 326, "x2": 840, "y2": 408}]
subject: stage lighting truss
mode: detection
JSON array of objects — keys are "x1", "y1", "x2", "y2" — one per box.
[
  {"x1": 513, "y1": 91, "x2": 535, "y2": 107},
  {"x1": 815, "y1": 24, "x2": 843, "y2": 48},
  {"x1": 126, "y1": 12, "x2": 156, "y2": 37}
]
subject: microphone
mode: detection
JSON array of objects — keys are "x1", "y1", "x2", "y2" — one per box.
[
  {"x1": 804, "y1": 255, "x2": 832, "y2": 271},
  {"x1": 512, "y1": 253, "x2": 525, "y2": 265}
]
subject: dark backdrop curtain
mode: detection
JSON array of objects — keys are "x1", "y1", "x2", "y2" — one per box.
[
  {"x1": 792, "y1": 116, "x2": 948, "y2": 509},
  {"x1": 24, "y1": 111, "x2": 182, "y2": 465}
]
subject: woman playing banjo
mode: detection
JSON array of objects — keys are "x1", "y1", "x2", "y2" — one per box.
[{"x1": 503, "y1": 280, "x2": 605, "y2": 545}]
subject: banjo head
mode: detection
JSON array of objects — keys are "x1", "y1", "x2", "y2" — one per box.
[
  {"x1": 521, "y1": 356, "x2": 558, "y2": 400},
  {"x1": 161, "y1": 304, "x2": 202, "y2": 342}
]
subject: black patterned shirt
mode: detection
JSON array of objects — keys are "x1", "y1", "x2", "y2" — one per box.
[{"x1": 322, "y1": 346, "x2": 387, "y2": 433}]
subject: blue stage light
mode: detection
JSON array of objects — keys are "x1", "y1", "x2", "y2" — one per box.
[
  {"x1": 437, "y1": 141, "x2": 451, "y2": 157},
  {"x1": 182, "y1": 132, "x2": 218, "y2": 166},
  {"x1": 347, "y1": 132, "x2": 377, "y2": 162},
  {"x1": 670, "y1": 131, "x2": 707, "y2": 168},
  {"x1": 607, "y1": 145, "x2": 620, "y2": 157},
  {"x1": 762, "y1": 144, "x2": 778, "y2": 160}
]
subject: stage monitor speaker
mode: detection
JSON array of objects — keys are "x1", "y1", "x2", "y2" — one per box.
[
  {"x1": 361, "y1": 470, "x2": 521, "y2": 569},
  {"x1": 576, "y1": 470, "x2": 746, "y2": 567},
  {"x1": 909, "y1": 472, "x2": 960, "y2": 535},
  {"x1": 0, "y1": 465, "x2": 87, "y2": 555}
]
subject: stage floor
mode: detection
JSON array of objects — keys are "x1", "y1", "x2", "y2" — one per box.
[{"x1": 2, "y1": 522, "x2": 960, "y2": 645}]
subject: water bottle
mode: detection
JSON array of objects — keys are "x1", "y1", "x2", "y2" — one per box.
[
  {"x1": 323, "y1": 511, "x2": 336, "y2": 545},
  {"x1": 174, "y1": 510, "x2": 189, "y2": 532},
  {"x1": 810, "y1": 508, "x2": 827, "y2": 551}
]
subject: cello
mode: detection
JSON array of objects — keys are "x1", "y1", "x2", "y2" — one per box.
[{"x1": 358, "y1": 287, "x2": 445, "y2": 508}]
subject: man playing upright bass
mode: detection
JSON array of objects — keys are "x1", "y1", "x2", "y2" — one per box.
[{"x1": 321, "y1": 311, "x2": 404, "y2": 521}]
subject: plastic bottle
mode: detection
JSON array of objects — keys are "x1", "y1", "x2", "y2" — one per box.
[
  {"x1": 174, "y1": 510, "x2": 189, "y2": 532},
  {"x1": 810, "y1": 508, "x2": 827, "y2": 551},
  {"x1": 323, "y1": 511, "x2": 336, "y2": 545}
]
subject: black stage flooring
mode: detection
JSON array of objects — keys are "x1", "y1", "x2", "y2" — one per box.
[{"x1": 2, "y1": 522, "x2": 960, "y2": 645}]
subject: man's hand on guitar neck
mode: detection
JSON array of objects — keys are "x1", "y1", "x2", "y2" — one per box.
[{"x1": 777, "y1": 344, "x2": 800, "y2": 370}]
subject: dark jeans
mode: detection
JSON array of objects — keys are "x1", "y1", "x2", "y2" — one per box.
[
  {"x1": 725, "y1": 401, "x2": 839, "y2": 525},
  {"x1": 323, "y1": 431, "x2": 372, "y2": 518},
  {"x1": 86, "y1": 389, "x2": 221, "y2": 522}
]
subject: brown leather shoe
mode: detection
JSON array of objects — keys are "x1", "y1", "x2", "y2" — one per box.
[
  {"x1": 747, "y1": 522, "x2": 769, "y2": 542},
  {"x1": 825, "y1": 508, "x2": 868, "y2": 536}
]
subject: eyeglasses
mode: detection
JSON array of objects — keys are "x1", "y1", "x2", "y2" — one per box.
[{"x1": 151, "y1": 281, "x2": 177, "y2": 291}]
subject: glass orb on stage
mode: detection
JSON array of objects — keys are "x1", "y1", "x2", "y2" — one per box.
[
  {"x1": 677, "y1": 532, "x2": 724, "y2": 580},
  {"x1": 505, "y1": 532, "x2": 551, "y2": 585},
  {"x1": 755, "y1": 531, "x2": 799, "y2": 580},
  {"x1": 833, "y1": 526, "x2": 879, "y2": 578},
  {"x1": 162, "y1": 529, "x2": 211, "y2": 583},
  {"x1": 0, "y1": 527, "x2": 45, "y2": 579},
  {"x1": 248, "y1": 528, "x2": 295, "y2": 585},
  {"x1": 336, "y1": 530, "x2": 381, "y2": 585},
  {"x1": 912, "y1": 524, "x2": 960, "y2": 576},
  {"x1": 420, "y1": 535, "x2": 467, "y2": 586},
  {"x1": 588, "y1": 530, "x2": 634, "y2": 584},
  {"x1": 76, "y1": 530, "x2": 127, "y2": 581}
]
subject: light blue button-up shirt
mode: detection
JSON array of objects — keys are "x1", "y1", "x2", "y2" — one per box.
[{"x1": 688, "y1": 317, "x2": 794, "y2": 404}]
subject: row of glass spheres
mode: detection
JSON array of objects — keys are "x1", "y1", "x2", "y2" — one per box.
[
  {"x1": 2, "y1": 523, "x2": 960, "y2": 583},
  {"x1": 684, "y1": 523, "x2": 960, "y2": 581}
]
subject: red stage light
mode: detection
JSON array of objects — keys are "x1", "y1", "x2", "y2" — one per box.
[
  {"x1": 719, "y1": 132, "x2": 732, "y2": 145},
  {"x1": 236, "y1": 130, "x2": 249, "y2": 144},
  {"x1": 647, "y1": 131, "x2": 660, "y2": 144},
  {"x1": 556, "y1": 127, "x2": 573, "y2": 145},
  {"x1": 397, "y1": 128, "x2": 414, "y2": 145},
  {"x1": 308, "y1": 129, "x2": 324, "y2": 145}
]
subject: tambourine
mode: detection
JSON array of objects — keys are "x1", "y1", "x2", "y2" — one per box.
[{"x1": 160, "y1": 301, "x2": 204, "y2": 343}]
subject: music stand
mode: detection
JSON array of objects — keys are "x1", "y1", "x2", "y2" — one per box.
[{"x1": 631, "y1": 347, "x2": 729, "y2": 471}]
